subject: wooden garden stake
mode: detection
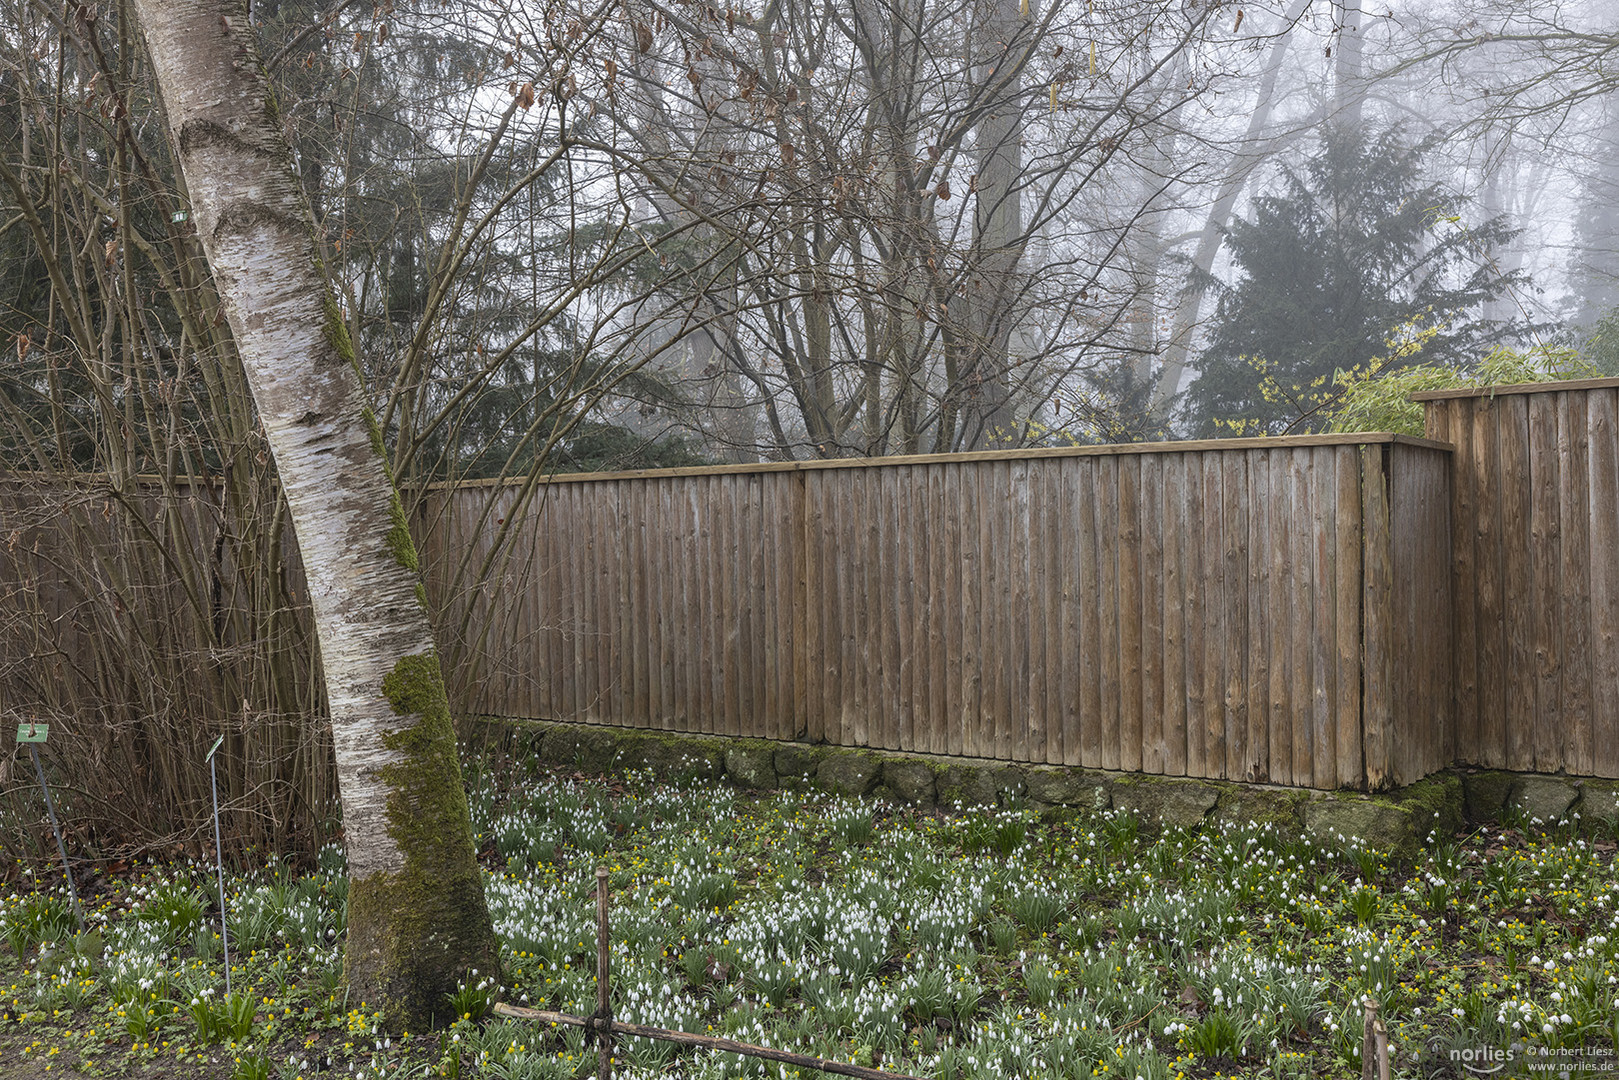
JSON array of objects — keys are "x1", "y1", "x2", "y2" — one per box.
[
  {"x1": 596, "y1": 865, "x2": 612, "y2": 1080},
  {"x1": 1361, "y1": 997, "x2": 1388, "y2": 1080}
]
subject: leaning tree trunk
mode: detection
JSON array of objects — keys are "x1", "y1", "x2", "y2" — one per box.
[{"x1": 130, "y1": 0, "x2": 498, "y2": 1030}]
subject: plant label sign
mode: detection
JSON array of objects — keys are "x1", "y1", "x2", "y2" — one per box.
[{"x1": 16, "y1": 721, "x2": 48, "y2": 743}]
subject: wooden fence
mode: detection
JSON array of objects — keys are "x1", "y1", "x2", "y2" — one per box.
[
  {"x1": 420, "y1": 434, "x2": 1453, "y2": 790},
  {"x1": 1418, "y1": 377, "x2": 1619, "y2": 779}
]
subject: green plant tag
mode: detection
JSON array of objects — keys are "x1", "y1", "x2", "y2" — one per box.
[
  {"x1": 16, "y1": 722, "x2": 47, "y2": 743},
  {"x1": 206, "y1": 735, "x2": 224, "y2": 761}
]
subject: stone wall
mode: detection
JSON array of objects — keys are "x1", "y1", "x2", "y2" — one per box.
[{"x1": 472, "y1": 718, "x2": 1619, "y2": 858}]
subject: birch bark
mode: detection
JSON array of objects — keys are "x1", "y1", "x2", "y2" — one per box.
[{"x1": 129, "y1": 0, "x2": 498, "y2": 1029}]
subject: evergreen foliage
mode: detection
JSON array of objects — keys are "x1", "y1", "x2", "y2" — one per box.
[{"x1": 1185, "y1": 125, "x2": 1533, "y2": 435}]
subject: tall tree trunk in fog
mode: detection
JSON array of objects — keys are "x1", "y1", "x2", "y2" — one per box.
[
  {"x1": 131, "y1": 0, "x2": 498, "y2": 1030},
  {"x1": 1335, "y1": 0, "x2": 1364, "y2": 128},
  {"x1": 958, "y1": 0, "x2": 1029, "y2": 449},
  {"x1": 1148, "y1": 0, "x2": 1309, "y2": 421}
]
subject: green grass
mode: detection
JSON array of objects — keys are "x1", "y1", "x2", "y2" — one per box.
[{"x1": 2, "y1": 756, "x2": 1616, "y2": 1079}]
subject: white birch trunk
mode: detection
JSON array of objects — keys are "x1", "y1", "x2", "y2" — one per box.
[{"x1": 130, "y1": 0, "x2": 497, "y2": 1029}]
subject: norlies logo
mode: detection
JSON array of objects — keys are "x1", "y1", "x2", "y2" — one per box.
[{"x1": 1425, "y1": 1035, "x2": 1513, "y2": 1076}]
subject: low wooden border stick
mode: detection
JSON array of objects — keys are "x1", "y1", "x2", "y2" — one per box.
[{"x1": 491, "y1": 1002, "x2": 930, "y2": 1080}]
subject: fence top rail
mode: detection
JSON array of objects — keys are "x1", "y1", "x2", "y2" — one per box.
[
  {"x1": 1409, "y1": 375, "x2": 1619, "y2": 402},
  {"x1": 427, "y1": 432, "x2": 1452, "y2": 489},
  {"x1": 0, "y1": 433, "x2": 1453, "y2": 492}
]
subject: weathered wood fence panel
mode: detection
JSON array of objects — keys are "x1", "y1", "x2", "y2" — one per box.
[
  {"x1": 420, "y1": 434, "x2": 1452, "y2": 790},
  {"x1": 1418, "y1": 378, "x2": 1619, "y2": 779}
]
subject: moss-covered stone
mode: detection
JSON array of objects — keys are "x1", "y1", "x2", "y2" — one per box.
[
  {"x1": 935, "y1": 762, "x2": 997, "y2": 807},
  {"x1": 724, "y1": 743, "x2": 778, "y2": 789},
  {"x1": 1025, "y1": 767, "x2": 1109, "y2": 808},
  {"x1": 1578, "y1": 781, "x2": 1619, "y2": 827},
  {"x1": 1112, "y1": 778, "x2": 1219, "y2": 829},
  {"x1": 537, "y1": 725, "x2": 616, "y2": 774},
  {"x1": 882, "y1": 759, "x2": 937, "y2": 805},
  {"x1": 774, "y1": 745, "x2": 826, "y2": 787},
  {"x1": 1394, "y1": 773, "x2": 1464, "y2": 841},
  {"x1": 346, "y1": 652, "x2": 500, "y2": 1033},
  {"x1": 621, "y1": 733, "x2": 723, "y2": 784},
  {"x1": 1463, "y1": 771, "x2": 1515, "y2": 822},
  {"x1": 1302, "y1": 795, "x2": 1419, "y2": 859},
  {"x1": 816, "y1": 751, "x2": 882, "y2": 796},
  {"x1": 1213, "y1": 785, "x2": 1306, "y2": 830},
  {"x1": 1509, "y1": 775, "x2": 1578, "y2": 824}
]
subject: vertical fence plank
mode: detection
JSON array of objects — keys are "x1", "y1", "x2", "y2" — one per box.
[
  {"x1": 1309, "y1": 449, "x2": 1337, "y2": 790},
  {"x1": 1473, "y1": 400, "x2": 1507, "y2": 768},
  {"x1": 1589, "y1": 389, "x2": 1619, "y2": 779},
  {"x1": 573, "y1": 485, "x2": 594, "y2": 723},
  {"x1": 1016, "y1": 462, "x2": 1041, "y2": 762},
  {"x1": 1182, "y1": 455, "x2": 1207, "y2": 779},
  {"x1": 1443, "y1": 401, "x2": 1480, "y2": 764},
  {"x1": 1162, "y1": 454, "x2": 1188, "y2": 777},
  {"x1": 1096, "y1": 455, "x2": 1121, "y2": 772},
  {"x1": 1558, "y1": 394, "x2": 1592, "y2": 777},
  {"x1": 1244, "y1": 449, "x2": 1271, "y2": 784},
  {"x1": 1037, "y1": 462, "x2": 1060, "y2": 763},
  {"x1": 1266, "y1": 451, "x2": 1293, "y2": 787},
  {"x1": 1362, "y1": 445, "x2": 1393, "y2": 791},
  {"x1": 1528, "y1": 393, "x2": 1563, "y2": 773},
  {"x1": 1334, "y1": 446, "x2": 1364, "y2": 789},
  {"x1": 990, "y1": 461, "x2": 1015, "y2": 759},
  {"x1": 548, "y1": 485, "x2": 570, "y2": 721},
  {"x1": 748, "y1": 476, "x2": 768, "y2": 738},
  {"x1": 803, "y1": 474, "x2": 825, "y2": 744},
  {"x1": 1501, "y1": 394, "x2": 1534, "y2": 771},
  {"x1": 926, "y1": 466, "x2": 948, "y2": 757},
  {"x1": 677, "y1": 479, "x2": 698, "y2": 730},
  {"x1": 842, "y1": 472, "x2": 864, "y2": 746},
  {"x1": 1288, "y1": 451, "x2": 1314, "y2": 787},
  {"x1": 1222, "y1": 452, "x2": 1249, "y2": 781},
  {"x1": 598, "y1": 483, "x2": 620, "y2": 726},
  {"x1": 1202, "y1": 456, "x2": 1226, "y2": 779},
  {"x1": 1139, "y1": 456, "x2": 1164, "y2": 776},
  {"x1": 759, "y1": 477, "x2": 781, "y2": 740},
  {"x1": 962, "y1": 464, "x2": 985, "y2": 757},
  {"x1": 726, "y1": 477, "x2": 746, "y2": 738},
  {"x1": 1077, "y1": 460, "x2": 1102, "y2": 769},
  {"x1": 892, "y1": 468, "x2": 914, "y2": 753},
  {"x1": 944, "y1": 465, "x2": 966, "y2": 757},
  {"x1": 693, "y1": 480, "x2": 715, "y2": 734},
  {"x1": 1117, "y1": 455, "x2": 1144, "y2": 774}
]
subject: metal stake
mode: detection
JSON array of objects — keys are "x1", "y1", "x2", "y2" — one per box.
[
  {"x1": 207, "y1": 735, "x2": 231, "y2": 997},
  {"x1": 23, "y1": 729, "x2": 83, "y2": 931}
]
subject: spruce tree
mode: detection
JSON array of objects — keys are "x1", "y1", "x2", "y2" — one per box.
[{"x1": 1184, "y1": 125, "x2": 1531, "y2": 435}]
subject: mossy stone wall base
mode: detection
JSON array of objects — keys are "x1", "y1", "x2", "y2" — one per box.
[
  {"x1": 1461, "y1": 770, "x2": 1615, "y2": 829},
  {"x1": 816, "y1": 751, "x2": 882, "y2": 796},
  {"x1": 1508, "y1": 775, "x2": 1579, "y2": 823},
  {"x1": 724, "y1": 743, "x2": 778, "y2": 789},
  {"x1": 481, "y1": 719, "x2": 1619, "y2": 853}
]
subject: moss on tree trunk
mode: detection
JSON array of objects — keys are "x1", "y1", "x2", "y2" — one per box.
[{"x1": 344, "y1": 653, "x2": 500, "y2": 1030}]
